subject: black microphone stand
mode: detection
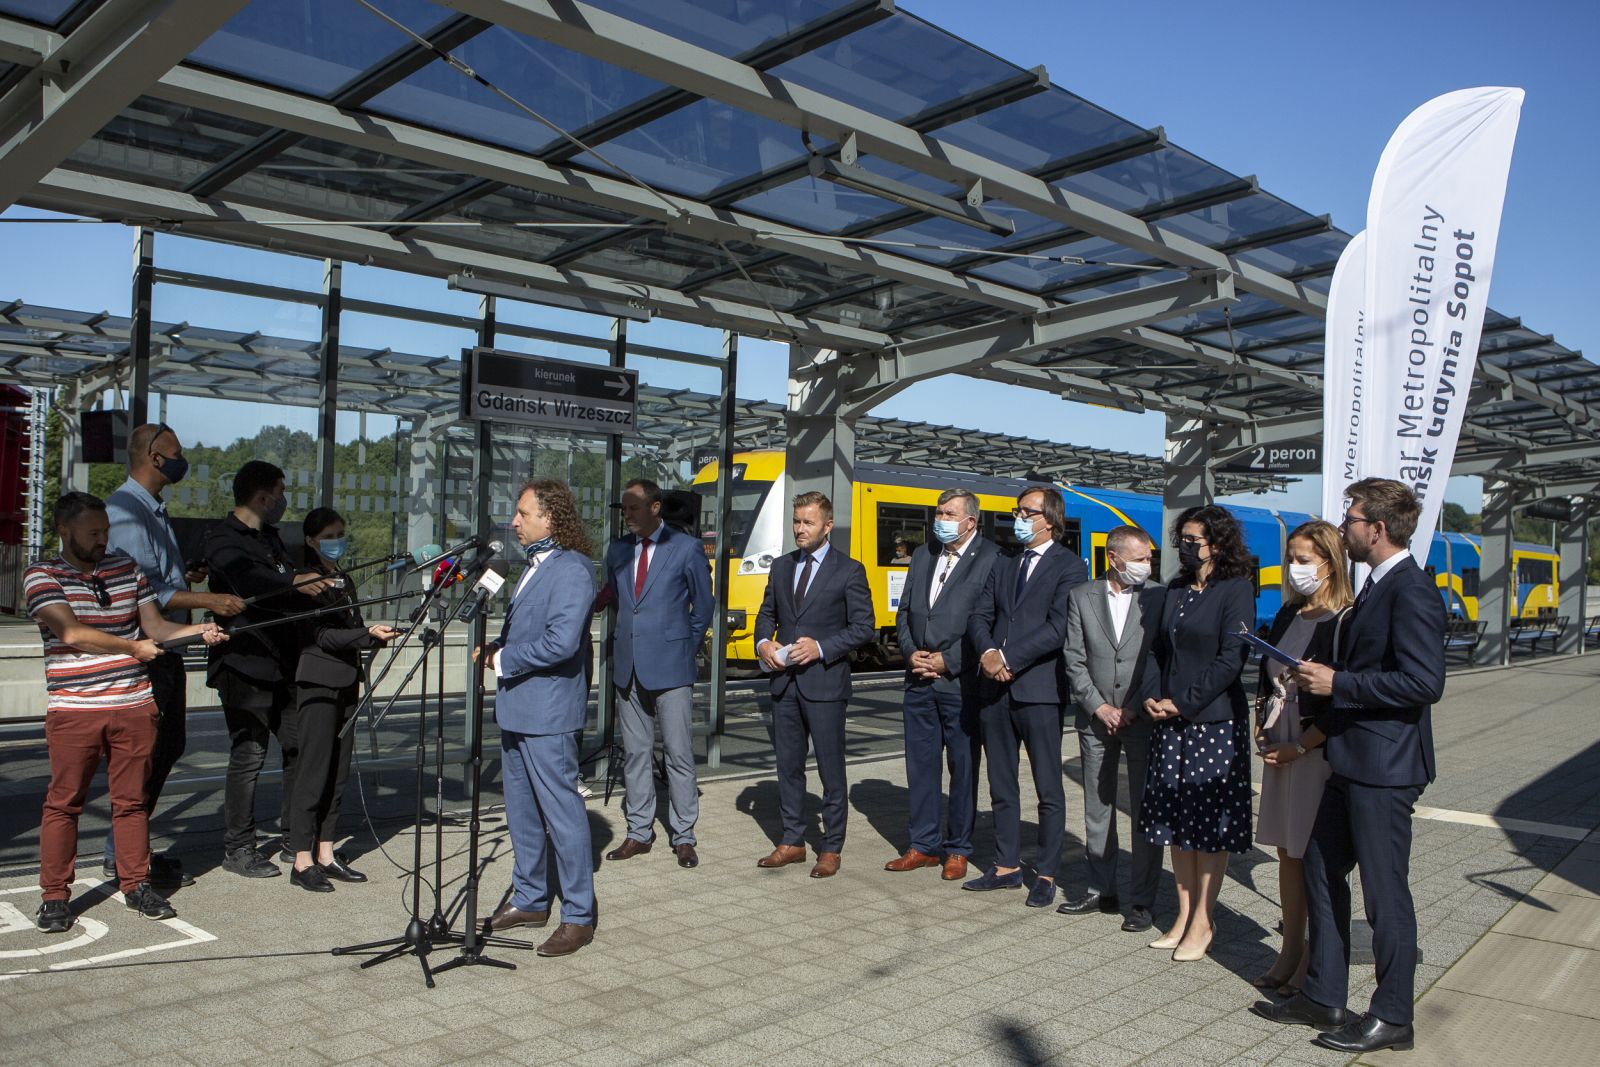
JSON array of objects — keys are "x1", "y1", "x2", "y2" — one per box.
[{"x1": 329, "y1": 559, "x2": 464, "y2": 987}]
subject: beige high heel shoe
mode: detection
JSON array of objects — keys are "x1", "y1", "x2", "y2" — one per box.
[
  {"x1": 1148, "y1": 929, "x2": 1182, "y2": 950},
  {"x1": 1172, "y1": 928, "x2": 1214, "y2": 962}
]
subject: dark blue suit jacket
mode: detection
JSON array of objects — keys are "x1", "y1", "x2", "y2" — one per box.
[
  {"x1": 754, "y1": 543, "x2": 875, "y2": 703},
  {"x1": 602, "y1": 524, "x2": 713, "y2": 691},
  {"x1": 895, "y1": 536, "x2": 999, "y2": 696},
  {"x1": 1148, "y1": 575, "x2": 1254, "y2": 724},
  {"x1": 1327, "y1": 554, "x2": 1445, "y2": 787},
  {"x1": 968, "y1": 541, "x2": 1088, "y2": 706}
]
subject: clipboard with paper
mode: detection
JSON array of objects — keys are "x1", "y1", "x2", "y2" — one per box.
[{"x1": 1235, "y1": 625, "x2": 1302, "y2": 668}]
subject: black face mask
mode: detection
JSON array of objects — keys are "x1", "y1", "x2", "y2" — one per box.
[
  {"x1": 1177, "y1": 541, "x2": 1204, "y2": 572},
  {"x1": 155, "y1": 452, "x2": 188, "y2": 484}
]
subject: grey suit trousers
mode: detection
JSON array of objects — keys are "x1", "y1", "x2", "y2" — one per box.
[
  {"x1": 617, "y1": 681, "x2": 698, "y2": 846},
  {"x1": 1078, "y1": 717, "x2": 1161, "y2": 907}
]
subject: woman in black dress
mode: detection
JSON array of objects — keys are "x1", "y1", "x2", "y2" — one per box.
[
  {"x1": 1139, "y1": 505, "x2": 1256, "y2": 961},
  {"x1": 285, "y1": 508, "x2": 397, "y2": 892}
]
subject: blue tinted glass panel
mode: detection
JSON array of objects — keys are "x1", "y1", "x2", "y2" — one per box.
[
  {"x1": 866, "y1": 213, "x2": 1057, "y2": 265},
  {"x1": 734, "y1": 175, "x2": 902, "y2": 232},
  {"x1": 366, "y1": 26, "x2": 667, "y2": 154},
  {"x1": 1156, "y1": 193, "x2": 1314, "y2": 247},
  {"x1": 0, "y1": 1, "x2": 76, "y2": 26},
  {"x1": 1058, "y1": 147, "x2": 1237, "y2": 215},
  {"x1": 932, "y1": 89, "x2": 1145, "y2": 173},
  {"x1": 1166, "y1": 294, "x2": 1280, "y2": 335},
  {"x1": 582, "y1": 0, "x2": 851, "y2": 58},
  {"x1": 969, "y1": 238, "x2": 1154, "y2": 292},
  {"x1": 1234, "y1": 231, "x2": 1349, "y2": 275},
  {"x1": 189, "y1": 0, "x2": 452, "y2": 98},
  {"x1": 567, "y1": 99, "x2": 808, "y2": 197},
  {"x1": 770, "y1": 13, "x2": 1021, "y2": 121}
]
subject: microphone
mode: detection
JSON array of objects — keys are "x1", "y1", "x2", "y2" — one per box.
[
  {"x1": 432, "y1": 557, "x2": 467, "y2": 589},
  {"x1": 407, "y1": 536, "x2": 484, "y2": 574},
  {"x1": 375, "y1": 543, "x2": 443, "y2": 574},
  {"x1": 454, "y1": 541, "x2": 507, "y2": 622}
]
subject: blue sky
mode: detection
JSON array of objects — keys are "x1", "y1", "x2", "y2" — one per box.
[{"x1": 3, "y1": 0, "x2": 1595, "y2": 514}]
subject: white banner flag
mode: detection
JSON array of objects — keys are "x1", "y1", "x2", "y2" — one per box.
[
  {"x1": 1321, "y1": 230, "x2": 1368, "y2": 522},
  {"x1": 1360, "y1": 86, "x2": 1523, "y2": 557}
]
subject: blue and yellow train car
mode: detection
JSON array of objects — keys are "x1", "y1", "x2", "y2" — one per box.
[{"x1": 692, "y1": 450, "x2": 1559, "y2": 668}]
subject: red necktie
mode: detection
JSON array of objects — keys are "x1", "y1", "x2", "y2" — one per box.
[{"x1": 634, "y1": 537, "x2": 652, "y2": 599}]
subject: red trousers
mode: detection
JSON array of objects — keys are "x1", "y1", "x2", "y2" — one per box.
[{"x1": 40, "y1": 702, "x2": 156, "y2": 899}]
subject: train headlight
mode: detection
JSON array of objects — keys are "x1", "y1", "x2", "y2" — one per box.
[
  {"x1": 757, "y1": 554, "x2": 773, "y2": 571},
  {"x1": 739, "y1": 559, "x2": 754, "y2": 574}
]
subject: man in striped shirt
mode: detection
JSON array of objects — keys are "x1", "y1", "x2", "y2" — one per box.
[{"x1": 25, "y1": 492, "x2": 226, "y2": 934}]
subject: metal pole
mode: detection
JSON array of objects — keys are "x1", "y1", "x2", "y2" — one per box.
[
  {"x1": 593, "y1": 318, "x2": 626, "y2": 775},
  {"x1": 316, "y1": 259, "x2": 342, "y2": 505},
  {"x1": 466, "y1": 296, "x2": 496, "y2": 774},
  {"x1": 129, "y1": 228, "x2": 154, "y2": 427},
  {"x1": 707, "y1": 330, "x2": 738, "y2": 768}
]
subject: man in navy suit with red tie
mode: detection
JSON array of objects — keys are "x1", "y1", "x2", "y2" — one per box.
[
  {"x1": 752, "y1": 491, "x2": 875, "y2": 879},
  {"x1": 1255, "y1": 478, "x2": 1446, "y2": 1054}
]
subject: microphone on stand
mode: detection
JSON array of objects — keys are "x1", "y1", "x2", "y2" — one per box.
[{"x1": 453, "y1": 541, "x2": 507, "y2": 622}]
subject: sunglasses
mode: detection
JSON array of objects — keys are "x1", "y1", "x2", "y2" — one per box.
[{"x1": 77, "y1": 573, "x2": 111, "y2": 608}]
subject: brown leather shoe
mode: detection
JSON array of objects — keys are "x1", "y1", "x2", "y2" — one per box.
[
  {"x1": 535, "y1": 922, "x2": 594, "y2": 957},
  {"x1": 605, "y1": 835, "x2": 654, "y2": 861},
  {"x1": 675, "y1": 843, "x2": 699, "y2": 869},
  {"x1": 941, "y1": 855, "x2": 969, "y2": 881},
  {"x1": 487, "y1": 900, "x2": 550, "y2": 932},
  {"x1": 756, "y1": 844, "x2": 807, "y2": 869},
  {"x1": 810, "y1": 851, "x2": 841, "y2": 878},
  {"x1": 884, "y1": 849, "x2": 941, "y2": 872}
]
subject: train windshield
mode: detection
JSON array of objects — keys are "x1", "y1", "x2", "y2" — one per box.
[{"x1": 699, "y1": 480, "x2": 775, "y2": 559}]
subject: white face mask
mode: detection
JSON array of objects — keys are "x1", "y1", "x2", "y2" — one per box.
[
  {"x1": 1115, "y1": 559, "x2": 1151, "y2": 587},
  {"x1": 1287, "y1": 562, "x2": 1325, "y2": 596}
]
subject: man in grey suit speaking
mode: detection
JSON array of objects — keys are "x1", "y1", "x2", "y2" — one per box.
[
  {"x1": 886, "y1": 489, "x2": 997, "y2": 881},
  {"x1": 1059, "y1": 524, "x2": 1164, "y2": 932}
]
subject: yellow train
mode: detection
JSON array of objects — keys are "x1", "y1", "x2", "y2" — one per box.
[{"x1": 692, "y1": 450, "x2": 1559, "y2": 668}]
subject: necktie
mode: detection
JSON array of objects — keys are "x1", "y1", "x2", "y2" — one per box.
[
  {"x1": 1014, "y1": 550, "x2": 1036, "y2": 601},
  {"x1": 929, "y1": 549, "x2": 957, "y2": 607},
  {"x1": 634, "y1": 537, "x2": 652, "y2": 600},
  {"x1": 1355, "y1": 574, "x2": 1374, "y2": 607},
  {"x1": 794, "y1": 553, "x2": 815, "y2": 610}
]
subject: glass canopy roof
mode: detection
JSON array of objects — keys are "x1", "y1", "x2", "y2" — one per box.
[{"x1": 1, "y1": 0, "x2": 1596, "y2": 481}]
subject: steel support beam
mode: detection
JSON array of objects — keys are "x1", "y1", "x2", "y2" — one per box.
[
  {"x1": 315, "y1": 259, "x2": 341, "y2": 503},
  {"x1": 1475, "y1": 480, "x2": 1517, "y2": 666},
  {"x1": 27, "y1": 166, "x2": 894, "y2": 350},
  {"x1": 845, "y1": 269, "x2": 1236, "y2": 413},
  {"x1": 787, "y1": 345, "x2": 858, "y2": 549},
  {"x1": 128, "y1": 226, "x2": 153, "y2": 425},
  {"x1": 593, "y1": 317, "x2": 626, "y2": 778},
  {"x1": 707, "y1": 330, "x2": 738, "y2": 769},
  {"x1": 1161, "y1": 416, "x2": 1215, "y2": 582},
  {"x1": 0, "y1": 0, "x2": 249, "y2": 211},
  {"x1": 1557, "y1": 497, "x2": 1590, "y2": 655},
  {"x1": 443, "y1": 0, "x2": 1325, "y2": 317}
]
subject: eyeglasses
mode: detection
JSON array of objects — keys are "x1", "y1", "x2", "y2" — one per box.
[
  {"x1": 1179, "y1": 535, "x2": 1209, "y2": 545},
  {"x1": 1338, "y1": 514, "x2": 1377, "y2": 531},
  {"x1": 1011, "y1": 507, "x2": 1045, "y2": 519}
]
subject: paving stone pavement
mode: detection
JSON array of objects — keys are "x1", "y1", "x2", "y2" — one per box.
[{"x1": 2, "y1": 656, "x2": 1597, "y2": 1066}]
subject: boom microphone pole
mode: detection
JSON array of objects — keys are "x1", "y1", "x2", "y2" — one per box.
[{"x1": 153, "y1": 590, "x2": 420, "y2": 650}]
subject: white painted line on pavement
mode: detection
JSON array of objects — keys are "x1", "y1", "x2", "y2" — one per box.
[
  {"x1": 1414, "y1": 805, "x2": 1591, "y2": 841},
  {"x1": 0, "y1": 877, "x2": 217, "y2": 981}
]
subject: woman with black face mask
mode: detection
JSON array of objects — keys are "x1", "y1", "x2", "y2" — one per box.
[
  {"x1": 1136, "y1": 505, "x2": 1257, "y2": 963},
  {"x1": 282, "y1": 507, "x2": 398, "y2": 892}
]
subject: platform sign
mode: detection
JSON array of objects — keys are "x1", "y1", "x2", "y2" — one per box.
[
  {"x1": 1217, "y1": 442, "x2": 1321, "y2": 475},
  {"x1": 461, "y1": 347, "x2": 637, "y2": 436}
]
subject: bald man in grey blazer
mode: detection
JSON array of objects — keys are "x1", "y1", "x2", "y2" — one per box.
[{"x1": 1059, "y1": 525, "x2": 1165, "y2": 932}]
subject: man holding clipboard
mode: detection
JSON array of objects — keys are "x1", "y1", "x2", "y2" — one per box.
[{"x1": 1253, "y1": 479, "x2": 1445, "y2": 1055}]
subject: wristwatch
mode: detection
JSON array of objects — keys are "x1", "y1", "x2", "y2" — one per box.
[{"x1": 1294, "y1": 742, "x2": 1308, "y2": 757}]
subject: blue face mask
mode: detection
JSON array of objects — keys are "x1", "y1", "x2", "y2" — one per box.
[
  {"x1": 317, "y1": 537, "x2": 348, "y2": 562},
  {"x1": 1012, "y1": 515, "x2": 1036, "y2": 543},
  {"x1": 523, "y1": 535, "x2": 557, "y2": 562},
  {"x1": 932, "y1": 518, "x2": 962, "y2": 544}
]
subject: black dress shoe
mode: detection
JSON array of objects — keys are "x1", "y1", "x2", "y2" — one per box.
[
  {"x1": 1249, "y1": 992, "x2": 1348, "y2": 1031},
  {"x1": 1057, "y1": 891, "x2": 1119, "y2": 915},
  {"x1": 319, "y1": 851, "x2": 367, "y2": 883},
  {"x1": 222, "y1": 847, "x2": 281, "y2": 878},
  {"x1": 675, "y1": 843, "x2": 699, "y2": 869},
  {"x1": 1121, "y1": 905, "x2": 1154, "y2": 932},
  {"x1": 1314, "y1": 1014, "x2": 1415, "y2": 1053},
  {"x1": 290, "y1": 865, "x2": 335, "y2": 893}
]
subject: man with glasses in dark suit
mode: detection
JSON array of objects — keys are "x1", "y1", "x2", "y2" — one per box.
[
  {"x1": 753, "y1": 491, "x2": 875, "y2": 879},
  {"x1": 1254, "y1": 478, "x2": 1445, "y2": 1055},
  {"x1": 966, "y1": 485, "x2": 1088, "y2": 908}
]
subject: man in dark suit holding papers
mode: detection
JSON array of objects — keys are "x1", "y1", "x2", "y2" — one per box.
[{"x1": 1253, "y1": 478, "x2": 1445, "y2": 1055}]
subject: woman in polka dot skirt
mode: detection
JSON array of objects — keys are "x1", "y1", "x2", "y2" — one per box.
[{"x1": 1138, "y1": 505, "x2": 1256, "y2": 962}]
